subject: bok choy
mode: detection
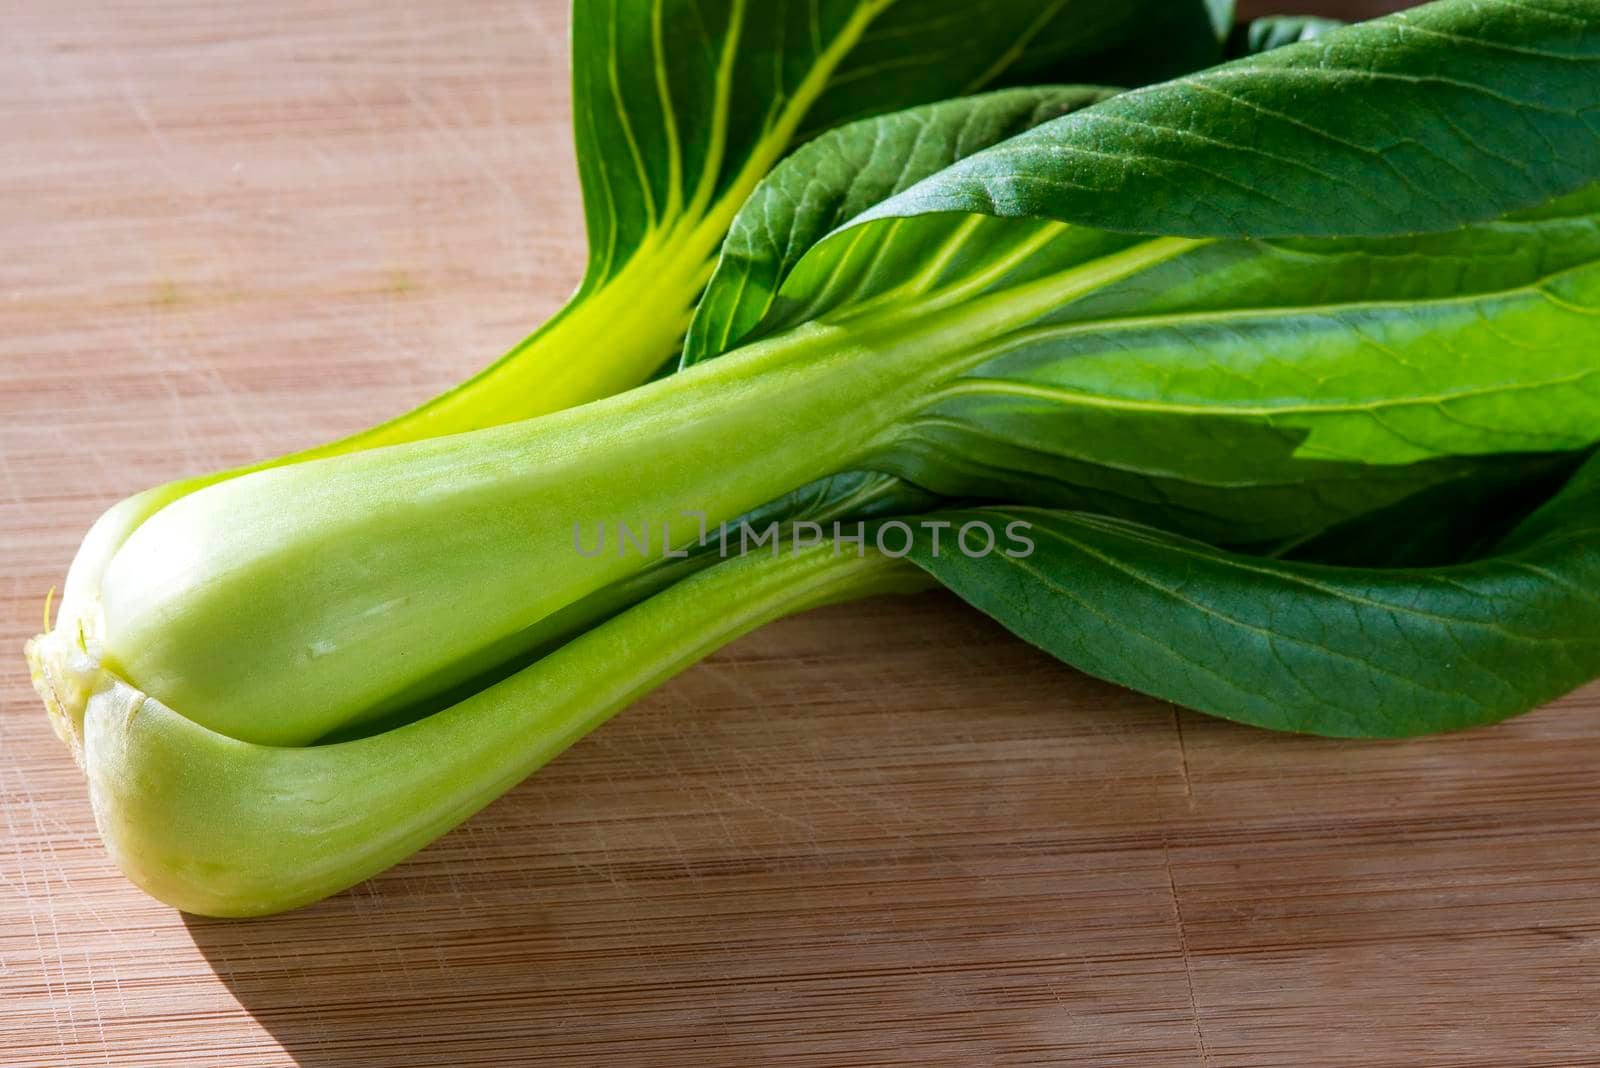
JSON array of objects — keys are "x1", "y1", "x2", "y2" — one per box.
[
  {"x1": 44, "y1": 0, "x2": 1227, "y2": 670},
  {"x1": 27, "y1": 0, "x2": 1600, "y2": 916}
]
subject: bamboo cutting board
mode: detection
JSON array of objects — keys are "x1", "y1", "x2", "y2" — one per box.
[{"x1": 3, "y1": 2, "x2": 1597, "y2": 1065}]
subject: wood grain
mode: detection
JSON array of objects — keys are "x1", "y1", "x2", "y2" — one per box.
[{"x1": 2, "y1": 2, "x2": 1597, "y2": 1065}]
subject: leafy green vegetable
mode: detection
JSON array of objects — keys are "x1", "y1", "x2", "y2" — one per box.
[
  {"x1": 710, "y1": 182, "x2": 1600, "y2": 544},
  {"x1": 40, "y1": 0, "x2": 1232, "y2": 670},
  {"x1": 1273, "y1": 452, "x2": 1587, "y2": 569},
  {"x1": 907, "y1": 451, "x2": 1600, "y2": 737},
  {"x1": 682, "y1": 85, "x2": 1121, "y2": 368},
  {"x1": 27, "y1": 0, "x2": 1600, "y2": 917},
  {"x1": 83, "y1": 186, "x2": 1597, "y2": 747},
  {"x1": 361, "y1": 0, "x2": 1235, "y2": 444},
  {"x1": 853, "y1": 0, "x2": 1600, "y2": 237},
  {"x1": 64, "y1": 544, "x2": 926, "y2": 916}
]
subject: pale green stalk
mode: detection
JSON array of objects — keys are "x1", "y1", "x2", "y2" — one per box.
[
  {"x1": 45, "y1": 544, "x2": 923, "y2": 917},
  {"x1": 24, "y1": 232, "x2": 1191, "y2": 915},
  {"x1": 52, "y1": 237, "x2": 1193, "y2": 749}
]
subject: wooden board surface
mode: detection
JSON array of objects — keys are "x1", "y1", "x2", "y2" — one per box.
[{"x1": 3, "y1": 2, "x2": 1597, "y2": 1064}]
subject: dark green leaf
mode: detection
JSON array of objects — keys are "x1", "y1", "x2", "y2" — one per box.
[
  {"x1": 391, "y1": 0, "x2": 1234, "y2": 435},
  {"x1": 571, "y1": 0, "x2": 1231, "y2": 301},
  {"x1": 683, "y1": 86, "x2": 1120, "y2": 367},
  {"x1": 907, "y1": 453, "x2": 1600, "y2": 737},
  {"x1": 1275, "y1": 452, "x2": 1588, "y2": 568},
  {"x1": 754, "y1": 181, "x2": 1600, "y2": 543},
  {"x1": 855, "y1": 0, "x2": 1600, "y2": 239}
]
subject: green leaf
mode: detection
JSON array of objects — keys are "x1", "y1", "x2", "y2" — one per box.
[
  {"x1": 567, "y1": 0, "x2": 1227, "y2": 335},
  {"x1": 747, "y1": 180, "x2": 1600, "y2": 543},
  {"x1": 64, "y1": 0, "x2": 1238, "y2": 588},
  {"x1": 906, "y1": 452, "x2": 1600, "y2": 738},
  {"x1": 933, "y1": 255, "x2": 1600, "y2": 471},
  {"x1": 855, "y1": 0, "x2": 1600, "y2": 239},
  {"x1": 682, "y1": 86, "x2": 1120, "y2": 367},
  {"x1": 1273, "y1": 452, "x2": 1588, "y2": 569},
  {"x1": 1227, "y1": 15, "x2": 1343, "y2": 58},
  {"x1": 345, "y1": 0, "x2": 1235, "y2": 447},
  {"x1": 573, "y1": 0, "x2": 1224, "y2": 288},
  {"x1": 1021, "y1": 0, "x2": 1235, "y2": 91},
  {"x1": 670, "y1": 7, "x2": 1600, "y2": 550}
]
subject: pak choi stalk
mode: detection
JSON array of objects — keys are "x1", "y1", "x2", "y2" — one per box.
[
  {"x1": 39, "y1": 542, "x2": 924, "y2": 917},
  {"x1": 37, "y1": 235, "x2": 1197, "y2": 750},
  {"x1": 44, "y1": 4, "x2": 1210, "y2": 643},
  {"x1": 34, "y1": 226, "x2": 1178, "y2": 911}
]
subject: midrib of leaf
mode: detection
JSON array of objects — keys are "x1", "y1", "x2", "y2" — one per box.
[
  {"x1": 1057, "y1": 511, "x2": 1550, "y2": 637},
  {"x1": 958, "y1": 0, "x2": 1076, "y2": 94},
  {"x1": 891, "y1": 256, "x2": 1600, "y2": 453},
  {"x1": 928, "y1": 313, "x2": 1600, "y2": 422},
  {"x1": 905, "y1": 490, "x2": 1600, "y2": 736},
  {"x1": 334, "y1": 0, "x2": 904, "y2": 445},
  {"x1": 853, "y1": 236, "x2": 1206, "y2": 387},
  {"x1": 669, "y1": 0, "x2": 898, "y2": 262},
  {"x1": 1021, "y1": 522, "x2": 1469, "y2": 706},
  {"x1": 786, "y1": 222, "x2": 1198, "y2": 338},
  {"x1": 587, "y1": 0, "x2": 897, "y2": 300},
  {"x1": 675, "y1": 0, "x2": 746, "y2": 224},
  {"x1": 933, "y1": 343, "x2": 1598, "y2": 423},
  {"x1": 765, "y1": 193, "x2": 1600, "y2": 545},
  {"x1": 899, "y1": 219, "x2": 1072, "y2": 311},
  {"x1": 605, "y1": 0, "x2": 659, "y2": 233},
  {"x1": 650, "y1": 0, "x2": 690, "y2": 222}
]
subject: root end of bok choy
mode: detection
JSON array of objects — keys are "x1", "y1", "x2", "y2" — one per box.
[{"x1": 28, "y1": 543, "x2": 926, "y2": 918}]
